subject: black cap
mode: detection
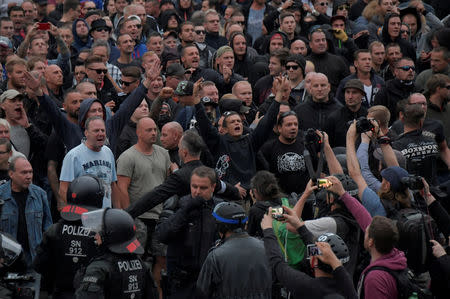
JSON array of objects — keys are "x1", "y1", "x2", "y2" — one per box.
[
  {"x1": 219, "y1": 99, "x2": 250, "y2": 114},
  {"x1": 175, "y1": 80, "x2": 194, "y2": 96},
  {"x1": 166, "y1": 63, "x2": 185, "y2": 77},
  {"x1": 286, "y1": 54, "x2": 306, "y2": 75},
  {"x1": 89, "y1": 19, "x2": 112, "y2": 34}
]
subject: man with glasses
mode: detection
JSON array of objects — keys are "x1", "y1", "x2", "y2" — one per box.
[
  {"x1": 374, "y1": 57, "x2": 416, "y2": 124},
  {"x1": 193, "y1": 23, "x2": 214, "y2": 68},
  {"x1": 90, "y1": 40, "x2": 122, "y2": 87},
  {"x1": 204, "y1": 9, "x2": 228, "y2": 50},
  {"x1": 85, "y1": 56, "x2": 120, "y2": 107},
  {"x1": 285, "y1": 54, "x2": 307, "y2": 104}
]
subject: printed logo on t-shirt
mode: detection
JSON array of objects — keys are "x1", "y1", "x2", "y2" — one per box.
[
  {"x1": 215, "y1": 155, "x2": 231, "y2": 179},
  {"x1": 399, "y1": 142, "x2": 439, "y2": 158},
  {"x1": 277, "y1": 152, "x2": 305, "y2": 173}
]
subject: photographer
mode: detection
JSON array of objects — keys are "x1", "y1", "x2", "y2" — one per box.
[{"x1": 260, "y1": 209, "x2": 357, "y2": 299}]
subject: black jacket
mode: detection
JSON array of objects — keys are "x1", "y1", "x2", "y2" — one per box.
[
  {"x1": 324, "y1": 105, "x2": 368, "y2": 148},
  {"x1": 294, "y1": 97, "x2": 343, "y2": 131},
  {"x1": 196, "y1": 232, "x2": 272, "y2": 298},
  {"x1": 158, "y1": 195, "x2": 222, "y2": 274},
  {"x1": 126, "y1": 160, "x2": 240, "y2": 218},
  {"x1": 263, "y1": 228, "x2": 358, "y2": 299},
  {"x1": 306, "y1": 52, "x2": 350, "y2": 94},
  {"x1": 204, "y1": 32, "x2": 228, "y2": 50},
  {"x1": 373, "y1": 79, "x2": 416, "y2": 124},
  {"x1": 195, "y1": 100, "x2": 281, "y2": 189}
]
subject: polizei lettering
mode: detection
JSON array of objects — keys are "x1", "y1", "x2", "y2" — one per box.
[
  {"x1": 62, "y1": 224, "x2": 91, "y2": 236},
  {"x1": 117, "y1": 259, "x2": 143, "y2": 272}
]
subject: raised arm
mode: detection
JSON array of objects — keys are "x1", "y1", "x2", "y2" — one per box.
[{"x1": 321, "y1": 131, "x2": 343, "y2": 175}]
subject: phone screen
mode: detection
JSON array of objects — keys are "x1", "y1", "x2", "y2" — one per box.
[{"x1": 307, "y1": 244, "x2": 322, "y2": 258}]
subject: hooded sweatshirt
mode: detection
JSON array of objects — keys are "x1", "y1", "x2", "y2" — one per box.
[
  {"x1": 72, "y1": 18, "x2": 92, "y2": 52},
  {"x1": 381, "y1": 13, "x2": 416, "y2": 62},
  {"x1": 37, "y1": 85, "x2": 148, "y2": 154}
]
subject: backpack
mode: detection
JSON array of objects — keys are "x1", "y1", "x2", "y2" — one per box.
[
  {"x1": 360, "y1": 266, "x2": 431, "y2": 299},
  {"x1": 381, "y1": 200, "x2": 437, "y2": 274},
  {"x1": 272, "y1": 197, "x2": 306, "y2": 269}
]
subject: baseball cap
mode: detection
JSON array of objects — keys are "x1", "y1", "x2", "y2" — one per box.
[
  {"x1": 0, "y1": 36, "x2": 12, "y2": 49},
  {"x1": 201, "y1": 96, "x2": 218, "y2": 107},
  {"x1": 219, "y1": 99, "x2": 250, "y2": 114},
  {"x1": 0, "y1": 90, "x2": 23, "y2": 103},
  {"x1": 344, "y1": 79, "x2": 365, "y2": 95},
  {"x1": 380, "y1": 166, "x2": 409, "y2": 193},
  {"x1": 166, "y1": 63, "x2": 185, "y2": 77},
  {"x1": 174, "y1": 80, "x2": 194, "y2": 96}
]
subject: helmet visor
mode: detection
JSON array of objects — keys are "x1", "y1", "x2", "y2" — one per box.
[
  {"x1": 81, "y1": 209, "x2": 106, "y2": 232},
  {"x1": 1, "y1": 234, "x2": 22, "y2": 267}
]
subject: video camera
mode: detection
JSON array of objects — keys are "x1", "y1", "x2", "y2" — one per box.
[{"x1": 401, "y1": 175, "x2": 424, "y2": 190}]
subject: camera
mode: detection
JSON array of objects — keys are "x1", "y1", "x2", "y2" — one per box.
[
  {"x1": 306, "y1": 244, "x2": 322, "y2": 258},
  {"x1": 401, "y1": 175, "x2": 424, "y2": 190},
  {"x1": 355, "y1": 117, "x2": 374, "y2": 134},
  {"x1": 304, "y1": 128, "x2": 321, "y2": 146},
  {"x1": 271, "y1": 207, "x2": 285, "y2": 221}
]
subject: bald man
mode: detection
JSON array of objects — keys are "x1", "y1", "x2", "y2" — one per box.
[
  {"x1": 116, "y1": 117, "x2": 171, "y2": 290},
  {"x1": 45, "y1": 64, "x2": 64, "y2": 105},
  {"x1": 294, "y1": 72, "x2": 342, "y2": 131},
  {"x1": 160, "y1": 121, "x2": 183, "y2": 166}
]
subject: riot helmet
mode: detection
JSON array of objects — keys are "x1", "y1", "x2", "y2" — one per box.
[
  {"x1": 316, "y1": 233, "x2": 350, "y2": 273},
  {"x1": 82, "y1": 208, "x2": 144, "y2": 254},
  {"x1": 62, "y1": 175, "x2": 104, "y2": 221},
  {"x1": 212, "y1": 202, "x2": 248, "y2": 235}
]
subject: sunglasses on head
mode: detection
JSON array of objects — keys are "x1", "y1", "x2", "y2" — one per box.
[
  {"x1": 120, "y1": 79, "x2": 138, "y2": 86},
  {"x1": 286, "y1": 65, "x2": 300, "y2": 70},
  {"x1": 195, "y1": 30, "x2": 206, "y2": 35},
  {"x1": 89, "y1": 68, "x2": 107, "y2": 74},
  {"x1": 397, "y1": 65, "x2": 415, "y2": 71}
]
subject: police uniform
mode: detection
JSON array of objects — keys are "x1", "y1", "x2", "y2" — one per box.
[{"x1": 75, "y1": 252, "x2": 155, "y2": 299}]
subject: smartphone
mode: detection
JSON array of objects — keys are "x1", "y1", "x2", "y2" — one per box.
[
  {"x1": 317, "y1": 178, "x2": 332, "y2": 189},
  {"x1": 271, "y1": 207, "x2": 285, "y2": 221},
  {"x1": 37, "y1": 23, "x2": 50, "y2": 30},
  {"x1": 307, "y1": 244, "x2": 322, "y2": 258}
]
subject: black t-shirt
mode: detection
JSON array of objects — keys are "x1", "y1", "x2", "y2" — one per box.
[
  {"x1": 391, "y1": 119, "x2": 445, "y2": 144},
  {"x1": 12, "y1": 190, "x2": 30, "y2": 253},
  {"x1": 260, "y1": 137, "x2": 309, "y2": 194},
  {"x1": 0, "y1": 169, "x2": 9, "y2": 183},
  {"x1": 45, "y1": 129, "x2": 66, "y2": 175}
]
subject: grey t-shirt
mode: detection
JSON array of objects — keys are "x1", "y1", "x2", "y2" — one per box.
[
  {"x1": 10, "y1": 125, "x2": 30, "y2": 158},
  {"x1": 117, "y1": 145, "x2": 171, "y2": 219}
]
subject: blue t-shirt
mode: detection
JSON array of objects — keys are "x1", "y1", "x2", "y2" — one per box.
[
  {"x1": 247, "y1": 7, "x2": 265, "y2": 45},
  {"x1": 362, "y1": 187, "x2": 386, "y2": 217},
  {"x1": 60, "y1": 143, "x2": 117, "y2": 208}
]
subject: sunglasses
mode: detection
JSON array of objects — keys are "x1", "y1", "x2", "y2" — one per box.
[
  {"x1": 85, "y1": 7, "x2": 96, "y2": 11},
  {"x1": 337, "y1": 5, "x2": 349, "y2": 10},
  {"x1": 120, "y1": 79, "x2": 138, "y2": 86},
  {"x1": 195, "y1": 30, "x2": 206, "y2": 35},
  {"x1": 286, "y1": 65, "x2": 300, "y2": 70},
  {"x1": 400, "y1": 30, "x2": 408, "y2": 34},
  {"x1": 319, "y1": 2, "x2": 328, "y2": 6},
  {"x1": 95, "y1": 28, "x2": 110, "y2": 32},
  {"x1": 88, "y1": 68, "x2": 107, "y2": 74},
  {"x1": 397, "y1": 65, "x2": 415, "y2": 71}
]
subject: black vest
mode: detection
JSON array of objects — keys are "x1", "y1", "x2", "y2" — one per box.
[
  {"x1": 54, "y1": 220, "x2": 99, "y2": 291},
  {"x1": 104, "y1": 254, "x2": 148, "y2": 299}
]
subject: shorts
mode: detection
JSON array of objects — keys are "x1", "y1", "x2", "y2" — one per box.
[{"x1": 141, "y1": 218, "x2": 167, "y2": 257}]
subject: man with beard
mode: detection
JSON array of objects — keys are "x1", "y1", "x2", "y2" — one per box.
[
  {"x1": 380, "y1": 43, "x2": 402, "y2": 82},
  {"x1": 2, "y1": 58, "x2": 26, "y2": 93},
  {"x1": 259, "y1": 111, "x2": 309, "y2": 194},
  {"x1": 325, "y1": 79, "x2": 368, "y2": 148},
  {"x1": 374, "y1": 57, "x2": 416, "y2": 124},
  {"x1": 335, "y1": 50, "x2": 385, "y2": 107},
  {"x1": 426, "y1": 74, "x2": 450, "y2": 144},
  {"x1": 46, "y1": 90, "x2": 84, "y2": 219}
]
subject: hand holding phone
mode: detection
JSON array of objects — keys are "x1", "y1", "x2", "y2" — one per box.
[{"x1": 307, "y1": 244, "x2": 322, "y2": 258}]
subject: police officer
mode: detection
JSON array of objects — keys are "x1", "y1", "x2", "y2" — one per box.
[
  {"x1": 75, "y1": 208, "x2": 157, "y2": 299},
  {"x1": 33, "y1": 175, "x2": 104, "y2": 299},
  {"x1": 197, "y1": 202, "x2": 272, "y2": 298}
]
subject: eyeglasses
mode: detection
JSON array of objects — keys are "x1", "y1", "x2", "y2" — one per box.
[
  {"x1": 319, "y1": 2, "x2": 328, "y2": 6},
  {"x1": 95, "y1": 28, "x2": 110, "y2": 32},
  {"x1": 195, "y1": 30, "x2": 206, "y2": 35},
  {"x1": 397, "y1": 65, "x2": 415, "y2": 71},
  {"x1": 88, "y1": 68, "x2": 107, "y2": 74},
  {"x1": 400, "y1": 30, "x2": 408, "y2": 34},
  {"x1": 85, "y1": 7, "x2": 96, "y2": 11},
  {"x1": 286, "y1": 65, "x2": 300, "y2": 70},
  {"x1": 337, "y1": 5, "x2": 349, "y2": 10},
  {"x1": 0, "y1": 150, "x2": 10, "y2": 154},
  {"x1": 120, "y1": 79, "x2": 138, "y2": 86}
]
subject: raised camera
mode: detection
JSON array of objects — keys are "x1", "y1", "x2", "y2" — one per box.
[{"x1": 401, "y1": 175, "x2": 424, "y2": 190}]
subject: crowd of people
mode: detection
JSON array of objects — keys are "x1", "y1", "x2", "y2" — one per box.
[{"x1": 0, "y1": 0, "x2": 449, "y2": 298}]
